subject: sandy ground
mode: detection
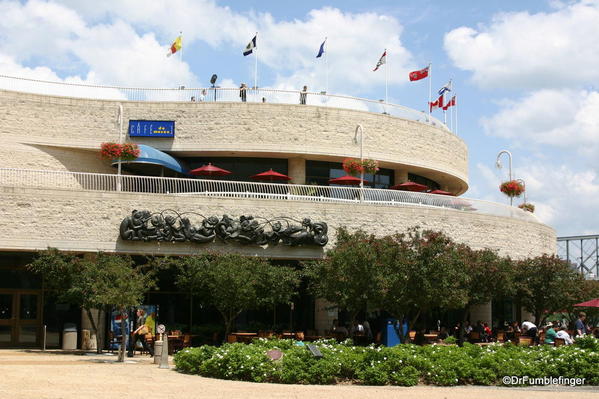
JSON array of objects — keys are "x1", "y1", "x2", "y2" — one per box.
[{"x1": 0, "y1": 349, "x2": 597, "y2": 399}]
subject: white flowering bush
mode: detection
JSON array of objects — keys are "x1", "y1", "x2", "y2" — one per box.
[{"x1": 174, "y1": 337, "x2": 599, "y2": 386}]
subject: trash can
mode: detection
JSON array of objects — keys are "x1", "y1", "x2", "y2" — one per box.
[{"x1": 62, "y1": 323, "x2": 78, "y2": 350}]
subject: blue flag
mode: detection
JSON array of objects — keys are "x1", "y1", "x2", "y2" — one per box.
[{"x1": 316, "y1": 39, "x2": 326, "y2": 58}]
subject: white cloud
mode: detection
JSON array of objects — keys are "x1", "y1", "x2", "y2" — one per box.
[
  {"x1": 52, "y1": 1, "x2": 415, "y2": 91},
  {"x1": 444, "y1": 0, "x2": 599, "y2": 89},
  {"x1": 481, "y1": 89, "x2": 599, "y2": 156},
  {"x1": 0, "y1": 0, "x2": 196, "y2": 89},
  {"x1": 474, "y1": 162, "x2": 599, "y2": 236}
]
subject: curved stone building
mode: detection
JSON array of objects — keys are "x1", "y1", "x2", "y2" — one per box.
[{"x1": 0, "y1": 79, "x2": 555, "y2": 348}]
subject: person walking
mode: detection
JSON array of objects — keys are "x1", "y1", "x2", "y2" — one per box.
[{"x1": 127, "y1": 308, "x2": 153, "y2": 357}]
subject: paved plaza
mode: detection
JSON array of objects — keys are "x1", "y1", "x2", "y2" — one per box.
[{"x1": 0, "y1": 350, "x2": 596, "y2": 399}]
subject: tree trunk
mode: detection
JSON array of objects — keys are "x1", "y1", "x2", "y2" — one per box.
[
  {"x1": 459, "y1": 306, "x2": 470, "y2": 347},
  {"x1": 84, "y1": 307, "x2": 102, "y2": 354},
  {"x1": 118, "y1": 307, "x2": 127, "y2": 362}
]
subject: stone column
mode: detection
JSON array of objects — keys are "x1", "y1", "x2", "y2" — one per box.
[
  {"x1": 469, "y1": 302, "x2": 492, "y2": 324},
  {"x1": 314, "y1": 298, "x2": 337, "y2": 335},
  {"x1": 81, "y1": 308, "x2": 105, "y2": 350},
  {"x1": 394, "y1": 168, "x2": 408, "y2": 184},
  {"x1": 288, "y1": 157, "x2": 306, "y2": 184}
]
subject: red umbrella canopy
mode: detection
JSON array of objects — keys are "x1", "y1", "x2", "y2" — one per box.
[
  {"x1": 429, "y1": 189, "x2": 455, "y2": 196},
  {"x1": 189, "y1": 163, "x2": 232, "y2": 176},
  {"x1": 251, "y1": 169, "x2": 292, "y2": 182},
  {"x1": 328, "y1": 175, "x2": 369, "y2": 186},
  {"x1": 389, "y1": 181, "x2": 428, "y2": 192},
  {"x1": 573, "y1": 298, "x2": 599, "y2": 308}
]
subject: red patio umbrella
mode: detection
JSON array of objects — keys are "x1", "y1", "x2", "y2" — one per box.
[
  {"x1": 328, "y1": 175, "x2": 369, "y2": 186},
  {"x1": 389, "y1": 181, "x2": 428, "y2": 192},
  {"x1": 189, "y1": 163, "x2": 232, "y2": 176},
  {"x1": 429, "y1": 189, "x2": 454, "y2": 196},
  {"x1": 573, "y1": 298, "x2": 599, "y2": 308},
  {"x1": 250, "y1": 169, "x2": 292, "y2": 182}
]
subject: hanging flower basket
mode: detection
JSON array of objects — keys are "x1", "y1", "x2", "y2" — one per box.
[
  {"x1": 342, "y1": 158, "x2": 363, "y2": 176},
  {"x1": 100, "y1": 142, "x2": 140, "y2": 161},
  {"x1": 361, "y1": 159, "x2": 379, "y2": 174},
  {"x1": 518, "y1": 203, "x2": 535, "y2": 213},
  {"x1": 499, "y1": 180, "x2": 525, "y2": 197},
  {"x1": 342, "y1": 158, "x2": 380, "y2": 176}
]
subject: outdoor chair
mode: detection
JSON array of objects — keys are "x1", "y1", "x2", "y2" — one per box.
[
  {"x1": 496, "y1": 331, "x2": 505, "y2": 342},
  {"x1": 226, "y1": 334, "x2": 237, "y2": 343},
  {"x1": 469, "y1": 331, "x2": 481, "y2": 343},
  {"x1": 181, "y1": 334, "x2": 192, "y2": 348},
  {"x1": 518, "y1": 336, "x2": 533, "y2": 346},
  {"x1": 554, "y1": 338, "x2": 566, "y2": 347}
]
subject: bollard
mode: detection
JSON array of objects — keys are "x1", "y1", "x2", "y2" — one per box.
[
  {"x1": 159, "y1": 334, "x2": 169, "y2": 369},
  {"x1": 153, "y1": 340, "x2": 163, "y2": 365}
]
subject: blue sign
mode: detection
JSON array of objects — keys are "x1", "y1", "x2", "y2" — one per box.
[{"x1": 129, "y1": 120, "x2": 175, "y2": 138}]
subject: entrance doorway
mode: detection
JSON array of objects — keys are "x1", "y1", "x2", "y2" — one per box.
[{"x1": 0, "y1": 290, "x2": 42, "y2": 347}]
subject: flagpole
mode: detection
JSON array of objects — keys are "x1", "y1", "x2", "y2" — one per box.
[
  {"x1": 254, "y1": 32, "x2": 258, "y2": 101},
  {"x1": 180, "y1": 31, "x2": 183, "y2": 63},
  {"x1": 455, "y1": 96, "x2": 458, "y2": 135},
  {"x1": 450, "y1": 81, "x2": 455, "y2": 132},
  {"x1": 325, "y1": 37, "x2": 329, "y2": 95},
  {"x1": 385, "y1": 49, "x2": 388, "y2": 104},
  {"x1": 428, "y1": 62, "x2": 432, "y2": 118}
]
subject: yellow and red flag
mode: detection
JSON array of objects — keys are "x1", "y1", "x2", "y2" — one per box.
[{"x1": 167, "y1": 35, "x2": 182, "y2": 57}]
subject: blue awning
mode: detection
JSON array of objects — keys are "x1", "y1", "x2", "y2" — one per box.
[{"x1": 111, "y1": 144, "x2": 187, "y2": 175}]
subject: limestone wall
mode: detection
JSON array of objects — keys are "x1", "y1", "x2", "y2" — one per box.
[
  {"x1": 0, "y1": 187, "x2": 555, "y2": 260},
  {"x1": 0, "y1": 90, "x2": 468, "y2": 193}
]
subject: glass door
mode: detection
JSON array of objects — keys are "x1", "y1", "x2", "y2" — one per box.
[
  {"x1": 0, "y1": 292, "x2": 14, "y2": 345},
  {"x1": 0, "y1": 290, "x2": 41, "y2": 347}
]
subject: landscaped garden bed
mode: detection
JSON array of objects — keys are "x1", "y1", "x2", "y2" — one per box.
[{"x1": 174, "y1": 337, "x2": 599, "y2": 386}]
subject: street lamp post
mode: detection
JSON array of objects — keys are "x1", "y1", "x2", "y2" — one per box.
[
  {"x1": 496, "y1": 150, "x2": 513, "y2": 205},
  {"x1": 117, "y1": 104, "x2": 124, "y2": 192},
  {"x1": 353, "y1": 124, "x2": 364, "y2": 202}
]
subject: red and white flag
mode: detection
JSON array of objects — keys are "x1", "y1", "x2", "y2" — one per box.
[
  {"x1": 429, "y1": 94, "x2": 444, "y2": 112},
  {"x1": 442, "y1": 96, "x2": 456, "y2": 111},
  {"x1": 373, "y1": 50, "x2": 387, "y2": 71},
  {"x1": 409, "y1": 66, "x2": 429, "y2": 81}
]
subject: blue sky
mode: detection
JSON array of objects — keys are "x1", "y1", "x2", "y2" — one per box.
[{"x1": 1, "y1": 0, "x2": 598, "y2": 236}]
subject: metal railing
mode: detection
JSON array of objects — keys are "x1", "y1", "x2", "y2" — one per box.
[
  {"x1": 0, "y1": 168, "x2": 538, "y2": 222},
  {"x1": 0, "y1": 74, "x2": 450, "y2": 133}
]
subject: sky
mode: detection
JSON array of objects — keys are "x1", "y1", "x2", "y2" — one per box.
[{"x1": 1, "y1": 0, "x2": 598, "y2": 237}]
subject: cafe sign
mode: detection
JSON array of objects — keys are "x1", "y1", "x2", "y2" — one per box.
[{"x1": 129, "y1": 120, "x2": 175, "y2": 138}]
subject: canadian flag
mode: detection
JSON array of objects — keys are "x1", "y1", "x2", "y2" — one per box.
[
  {"x1": 429, "y1": 94, "x2": 444, "y2": 112},
  {"x1": 443, "y1": 96, "x2": 456, "y2": 111}
]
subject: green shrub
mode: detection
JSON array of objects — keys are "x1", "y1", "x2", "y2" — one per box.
[{"x1": 173, "y1": 337, "x2": 599, "y2": 386}]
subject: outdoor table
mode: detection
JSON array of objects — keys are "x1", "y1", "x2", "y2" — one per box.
[
  {"x1": 232, "y1": 332, "x2": 258, "y2": 344},
  {"x1": 424, "y1": 334, "x2": 438, "y2": 342}
]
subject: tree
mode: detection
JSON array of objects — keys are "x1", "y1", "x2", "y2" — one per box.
[
  {"x1": 377, "y1": 229, "x2": 470, "y2": 342},
  {"x1": 454, "y1": 247, "x2": 515, "y2": 343},
  {"x1": 175, "y1": 253, "x2": 300, "y2": 338},
  {"x1": 515, "y1": 254, "x2": 585, "y2": 326},
  {"x1": 305, "y1": 228, "x2": 384, "y2": 324},
  {"x1": 27, "y1": 249, "x2": 157, "y2": 361}
]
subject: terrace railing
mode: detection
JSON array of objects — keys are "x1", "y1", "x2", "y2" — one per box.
[
  {"x1": 0, "y1": 74, "x2": 451, "y2": 133},
  {"x1": 0, "y1": 168, "x2": 537, "y2": 222}
]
